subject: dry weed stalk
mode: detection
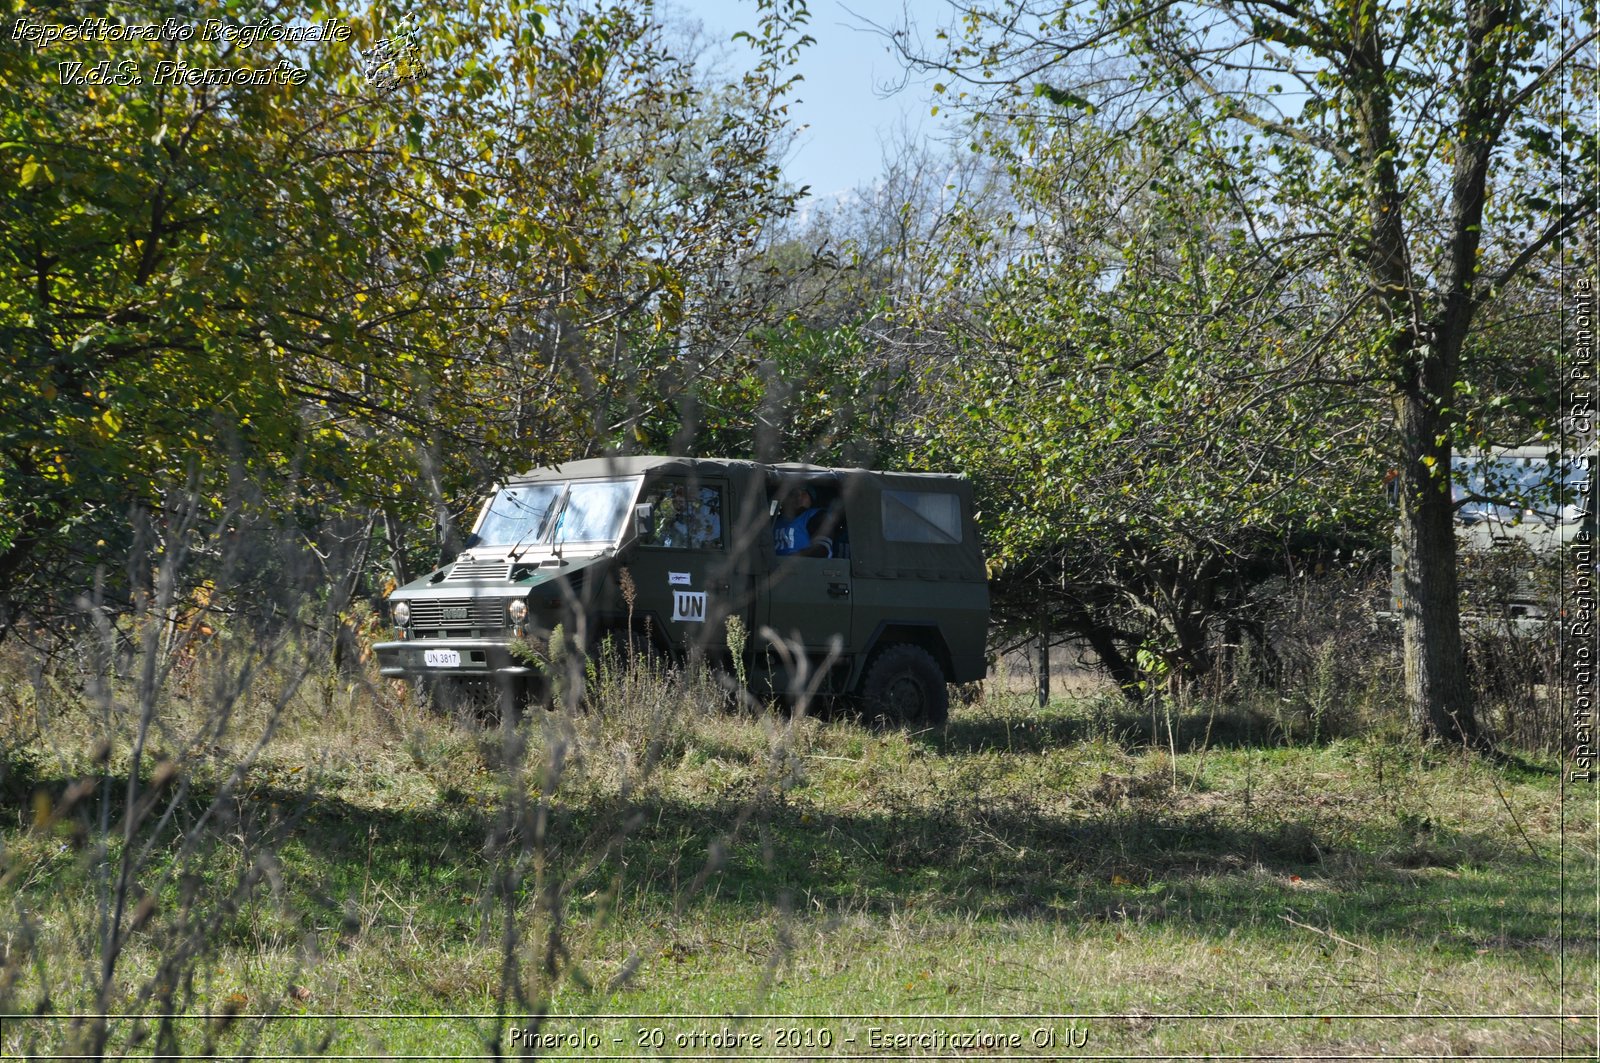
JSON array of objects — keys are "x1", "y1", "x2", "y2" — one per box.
[{"x1": 1, "y1": 491, "x2": 361, "y2": 1057}]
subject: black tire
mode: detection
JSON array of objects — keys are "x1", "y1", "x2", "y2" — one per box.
[{"x1": 860, "y1": 644, "x2": 949, "y2": 727}]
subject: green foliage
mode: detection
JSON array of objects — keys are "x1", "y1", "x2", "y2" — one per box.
[
  {"x1": 911, "y1": 109, "x2": 1387, "y2": 692},
  {"x1": 724, "y1": 614, "x2": 748, "y2": 688},
  {"x1": 0, "y1": 0, "x2": 806, "y2": 635},
  {"x1": 657, "y1": 311, "x2": 912, "y2": 464}
]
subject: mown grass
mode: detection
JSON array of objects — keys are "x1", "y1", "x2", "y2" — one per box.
[{"x1": 1, "y1": 641, "x2": 1595, "y2": 1060}]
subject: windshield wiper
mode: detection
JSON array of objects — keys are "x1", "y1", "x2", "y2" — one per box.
[{"x1": 511, "y1": 486, "x2": 569, "y2": 561}]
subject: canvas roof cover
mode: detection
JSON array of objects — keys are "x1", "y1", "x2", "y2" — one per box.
[
  {"x1": 508, "y1": 455, "x2": 768, "y2": 484},
  {"x1": 507, "y1": 457, "x2": 986, "y2": 581}
]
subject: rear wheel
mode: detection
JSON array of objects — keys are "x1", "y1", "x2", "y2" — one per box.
[{"x1": 860, "y1": 644, "x2": 949, "y2": 727}]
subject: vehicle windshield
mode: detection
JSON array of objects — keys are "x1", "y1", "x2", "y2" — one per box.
[
  {"x1": 473, "y1": 479, "x2": 639, "y2": 549},
  {"x1": 1453, "y1": 454, "x2": 1589, "y2": 524},
  {"x1": 550, "y1": 480, "x2": 638, "y2": 544}
]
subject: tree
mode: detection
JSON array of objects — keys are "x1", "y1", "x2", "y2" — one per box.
[
  {"x1": 620, "y1": 135, "x2": 997, "y2": 467},
  {"x1": 906, "y1": 0, "x2": 1596, "y2": 741},
  {"x1": 906, "y1": 115, "x2": 1387, "y2": 698},
  {"x1": 0, "y1": 0, "x2": 809, "y2": 636}
]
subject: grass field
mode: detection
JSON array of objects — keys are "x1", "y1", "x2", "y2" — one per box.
[{"x1": 1, "y1": 639, "x2": 1595, "y2": 1060}]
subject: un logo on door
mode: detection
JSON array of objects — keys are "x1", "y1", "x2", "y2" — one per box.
[{"x1": 671, "y1": 590, "x2": 706, "y2": 623}]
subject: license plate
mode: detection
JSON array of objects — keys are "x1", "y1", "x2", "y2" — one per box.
[
  {"x1": 423, "y1": 649, "x2": 461, "y2": 668},
  {"x1": 442, "y1": 606, "x2": 469, "y2": 622}
]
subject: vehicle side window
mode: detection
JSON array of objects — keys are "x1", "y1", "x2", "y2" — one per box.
[
  {"x1": 771, "y1": 485, "x2": 840, "y2": 557},
  {"x1": 882, "y1": 489, "x2": 962, "y2": 544},
  {"x1": 640, "y1": 482, "x2": 724, "y2": 550}
]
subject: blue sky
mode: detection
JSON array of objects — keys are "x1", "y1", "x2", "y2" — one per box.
[{"x1": 671, "y1": 0, "x2": 957, "y2": 202}]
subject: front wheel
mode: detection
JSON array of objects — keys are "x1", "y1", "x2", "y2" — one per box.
[{"x1": 860, "y1": 644, "x2": 949, "y2": 727}]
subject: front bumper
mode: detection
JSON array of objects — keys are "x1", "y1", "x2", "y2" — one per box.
[{"x1": 374, "y1": 638, "x2": 536, "y2": 679}]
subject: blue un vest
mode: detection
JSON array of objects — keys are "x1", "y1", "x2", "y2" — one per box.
[{"x1": 774, "y1": 507, "x2": 822, "y2": 555}]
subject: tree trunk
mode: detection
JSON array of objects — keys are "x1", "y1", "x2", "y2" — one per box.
[
  {"x1": 1387, "y1": 0, "x2": 1510, "y2": 748},
  {"x1": 1349, "y1": 1, "x2": 1499, "y2": 748},
  {"x1": 380, "y1": 504, "x2": 411, "y2": 588},
  {"x1": 1036, "y1": 618, "x2": 1051, "y2": 709},
  {"x1": 1395, "y1": 390, "x2": 1478, "y2": 746},
  {"x1": 0, "y1": 529, "x2": 39, "y2": 642},
  {"x1": 1082, "y1": 618, "x2": 1143, "y2": 704}
]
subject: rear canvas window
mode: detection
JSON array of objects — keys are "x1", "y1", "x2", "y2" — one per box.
[{"x1": 882, "y1": 490, "x2": 962, "y2": 544}]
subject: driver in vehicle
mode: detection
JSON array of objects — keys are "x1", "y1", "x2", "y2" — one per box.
[{"x1": 773, "y1": 486, "x2": 833, "y2": 558}]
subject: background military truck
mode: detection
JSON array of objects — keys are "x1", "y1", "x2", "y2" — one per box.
[
  {"x1": 1389, "y1": 445, "x2": 1594, "y2": 626},
  {"x1": 374, "y1": 456, "x2": 990, "y2": 724}
]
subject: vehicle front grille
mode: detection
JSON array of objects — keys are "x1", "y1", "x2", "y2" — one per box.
[
  {"x1": 447, "y1": 558, "x2": 513, "y2": 582},
  {"x1": 407, "y1": 597, "x2": 508, "y2": 630}
]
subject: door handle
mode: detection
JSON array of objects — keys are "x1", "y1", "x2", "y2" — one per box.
[{"x1": 828, "y1": 582, "x2": 850, "y2": 598}]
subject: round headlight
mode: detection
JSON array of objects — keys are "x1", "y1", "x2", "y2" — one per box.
[
  {"x1": 507, "y1": 599, "x2": 528, "y2": 623},
  {"x1": 392, "y1": 601, "x2": 411, "y2": 626}
]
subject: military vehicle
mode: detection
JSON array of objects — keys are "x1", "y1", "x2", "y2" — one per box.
[
  {"x1": 374, "y1": 456, "x2": 990, "y2": 724},
  {"x1": 1389, "y1": 445, "x2": 1594, "y2": 625}
]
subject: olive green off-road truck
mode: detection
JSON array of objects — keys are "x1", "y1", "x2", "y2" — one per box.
[
  {"x1": 374, "y1": 456, "x2": 989, "y2": 724},
  {"x1": 1387, "y1": 446, "x2": 1594, "y2": 628}
]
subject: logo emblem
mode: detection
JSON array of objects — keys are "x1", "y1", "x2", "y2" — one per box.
[{"x1": 671, "y1": 591, "x2": 706, "y2": 623}]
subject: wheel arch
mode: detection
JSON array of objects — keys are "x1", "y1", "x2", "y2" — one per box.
[{"x1": 858, "y1": 621, "x2": 955, "y2": 688}]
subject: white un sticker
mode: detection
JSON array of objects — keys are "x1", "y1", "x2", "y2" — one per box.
[
  {"x1": 671, "y1": 590, "x2": 706, "y2": 622},
  {"x1": 668, "y1": 571, "x2": 691, "y2": 586}
]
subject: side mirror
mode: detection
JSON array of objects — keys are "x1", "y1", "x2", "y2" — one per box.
[{"x1": 634, "y1": 503, "x2": 654, "y2": 540}]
